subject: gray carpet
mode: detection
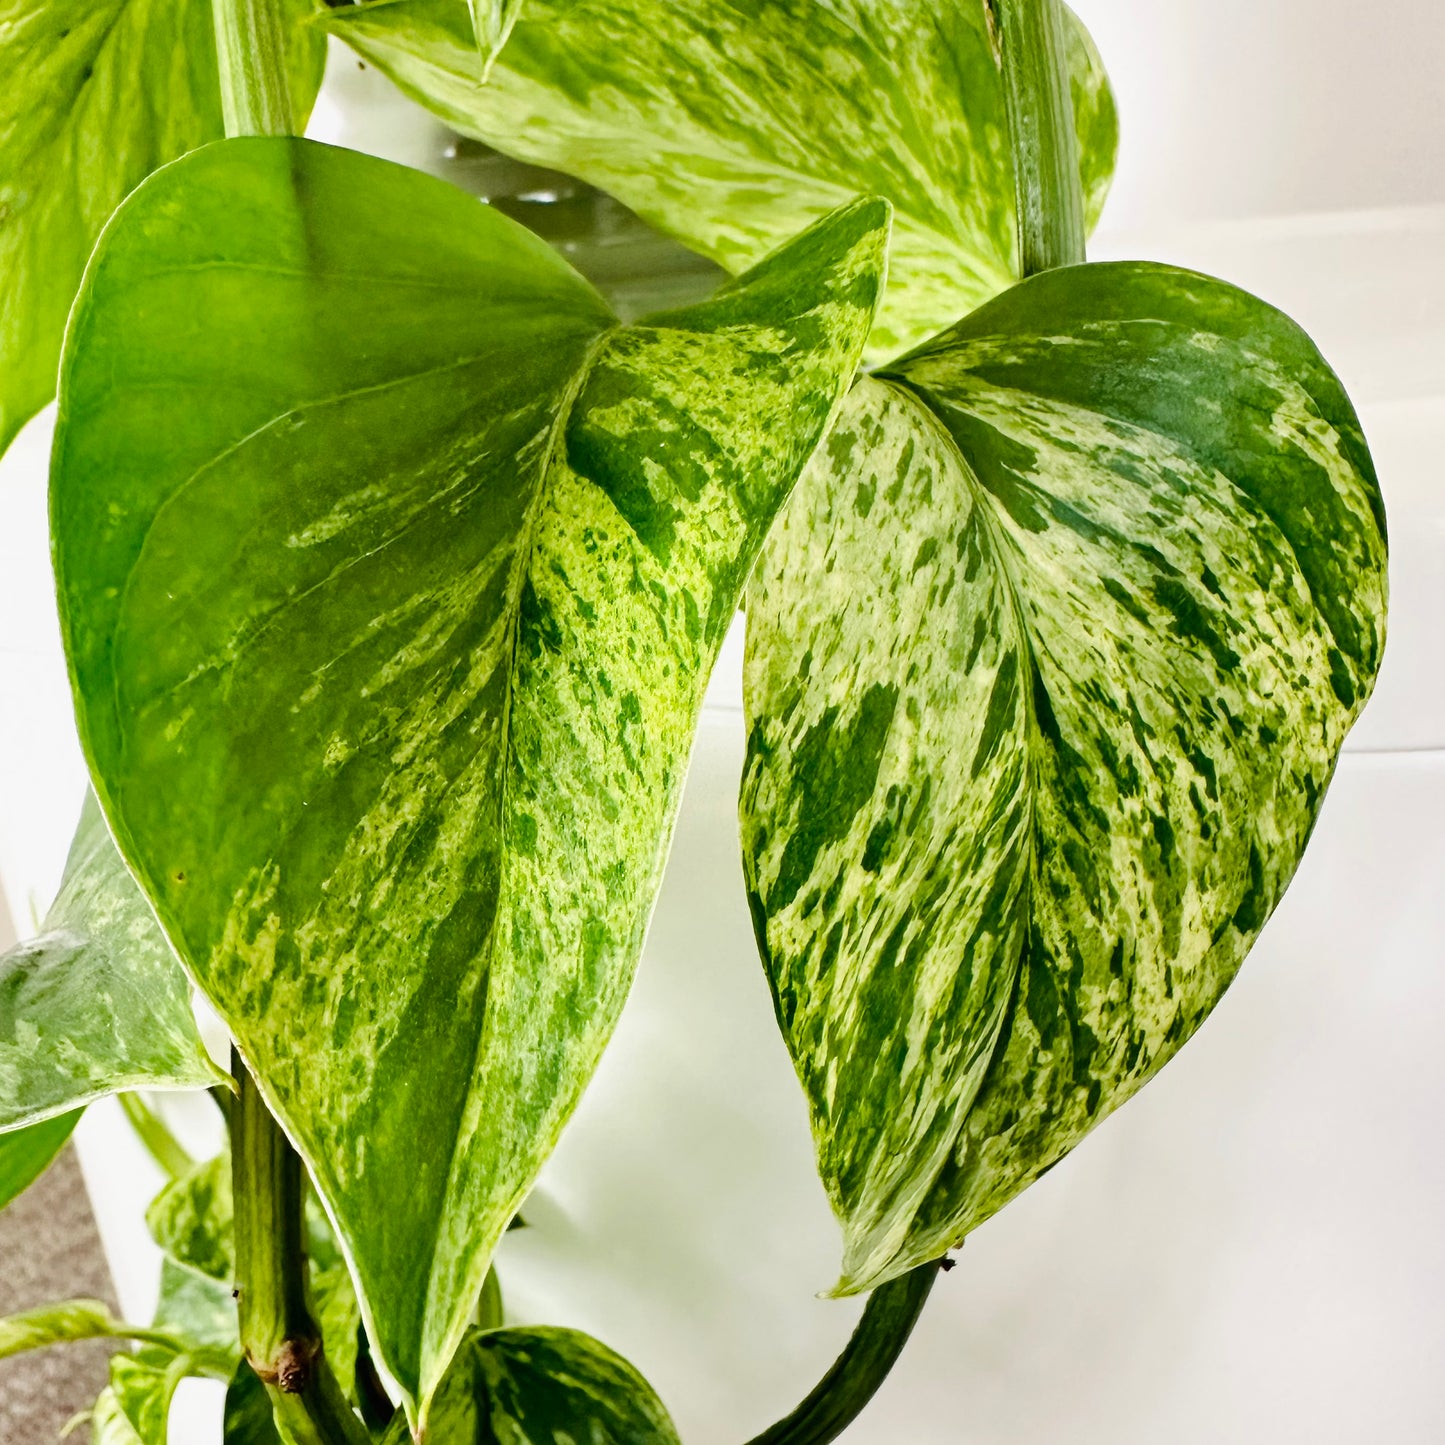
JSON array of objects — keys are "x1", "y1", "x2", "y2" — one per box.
[{"x1": 0, "y1": 868, "x2": 117, "y2": 1441}]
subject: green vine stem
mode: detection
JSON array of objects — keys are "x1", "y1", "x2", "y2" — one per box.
[
  {"x1": 741, "y1": 1261, "x2": 944, "y2": 1445},
  {"x1": 994, "y1": 0, "x2": 1087, "y2": 274},
  {"x1": 231, "y1": 1050, "x2": 371, "y2": 1445},
  {"x1": 211, "y1": 0, "x2": 296, "y2": 138}
]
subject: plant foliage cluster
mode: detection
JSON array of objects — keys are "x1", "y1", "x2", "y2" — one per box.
[{"x1": 0, "y1": 0, "x2": 1387, "y2": 1441}]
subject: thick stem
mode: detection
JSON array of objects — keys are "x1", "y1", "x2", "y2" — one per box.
[
  {"x1": 231, "y1": 1051, "x2": 370, "y2": 1445},
  {"x1": 742, "y1": 1261, "x2": 944, "y2": 1445},
  {"x1": 995, "y1": 0, "x2": 1086, "y2": 275},
  {"x1": 211, "y1": 0, "x2": 296, "y2": 138}
]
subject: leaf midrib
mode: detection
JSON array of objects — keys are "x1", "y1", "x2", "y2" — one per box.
[
  {"x1": 868, "y1": 376, "x2": 1045, "y2": 1262},
  {"x1": 417, "y1": 322, "x2": 619, "y2": 1400}
]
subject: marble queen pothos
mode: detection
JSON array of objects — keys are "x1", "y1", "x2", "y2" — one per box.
[{"x1": 741, "y1": 260, "x2": 1387, "y2": 1294}]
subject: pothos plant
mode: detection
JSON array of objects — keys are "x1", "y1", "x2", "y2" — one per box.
[{"x1": 0, "y1": 0, "x2": 1388, "y2": 1440}]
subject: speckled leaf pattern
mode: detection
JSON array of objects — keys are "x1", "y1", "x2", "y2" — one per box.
[
  {"x1": 106, "y1": 1353, "x2": 176, "y2": 1445},
  {"x1": 147, "y1": 1154, "x2": 234, "y2": 1283},
  {"x1": 0, "y1": 1108, "x2": 78, "y2": 1209},
  {"x1": 52, "y1": 135, "x2": 886, "y2": 1417},
  {"x1": 742, "y1": 261, "x2": 1387, "y2": 1292},
  {"x1": 0, "y1": 0, "x2": 324, "y2": 459},
  {"x1": 427, "y1": 1325, "x2": 681, "y2": 1445},
  {"x1": 91, "y1": 1386, "x2": 147, "y2": 1445},
  {"x1": 325, "y1": 0, "x2": 1115, "y2": 363},
  {"x1": 0, "y1": 794, "x2": 224, "y2": 1132}
]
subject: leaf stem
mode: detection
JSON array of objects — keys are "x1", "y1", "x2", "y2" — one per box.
[
  {"x1": 995, "y1": 0, "x2": 1086, "y2": 274},
  {"x1": 118, "y1": 1092, "x2": 195, "y2": 1181},
  {"x1": 741, "y1": 1261, "x2": 944, "y2": 1445},
  {"x1": 231, "y1": 1050, "x2": 370, "y2": 1445},
  {"x1": 211, "y1": 0, "x2": 296, "y2": 138}
]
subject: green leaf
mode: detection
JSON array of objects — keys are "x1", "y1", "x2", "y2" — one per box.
[
  {"x1": 0, "y1": 0, "x2": 325, "y2": 460},
  {"x1": 0, "y1": 794, "x2": 225, "y2": 1133},
  {"x1": 310, "y1": 1256, "x2": 362, "y2": 1405},
  {"x1": 0, "y1": 1299, "x2": 180, "y2": 1360},
  {"x1": 147, "y1": 1155, "x2": 234, "y2": 1284},
  {"x1": 106, "y1": 1353, "x2": 178, "y2": 1445},
  {"x1": 151, "y1": 1256, "x2": 241, "y2": 1369},
  {"x1": 91, "y1": 1386, "x2": 147, "y2": 1445},
  {"x1": 52, "y1": 134, "x2": 886, "y2": 1416},
  {"x1": 1, "y1": 1298, "x2": 122, "y2": 1358},
  {"x1": 324, "y1": 0, "x2": 1116, "y2": 363},
  {"x1": 224, "y1": 1363, "x2": 283, "y2": 1445},
  {"x1": 0, "y1": 1108, "x2": 79, "y2": 1210},
  {"x1": 1, "y1": 1289, "x2": 232, "y2": 1440},
  {"x1": 426, "y1": 1326, "x2": 680, "y2": 1445},
  {"x1": 741, "y1": 262, "x2": 1387, "y2": 1293},
  {"x1": 100, "y1": 1266, "x2": 242, "y2": 1443}
]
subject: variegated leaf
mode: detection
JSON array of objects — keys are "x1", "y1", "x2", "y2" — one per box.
[
  {"x1": 105, "y1": 1353, "x2": 177, "y2": 1445},
  {"x1": 742, "y1": 261, "x2": 1387, "y2": 1293},
  {"x1": 427, "y1": 1325, "x2": 680, "y2": 1445},
  {"x1": 0, "y1": 793, "x2": 224, "y2": 1134},
  {"x1": 52, "y1": 135, "x2": 886, "y2": 1417},
  {"x1": 91, "y1": 1386, "x2": 147, "y2": 1445},
  {"x1": 147, "y1": 1154, "x2": 234, "y2": 1284},
  {"x1": 324, "y1": 0, "x2": 1116, "y2": 363},
  {"x1": 0, "y1": 1299, "x2": 178, "y2": 1359},
  {"x1": 0, "y1": 0, "x2": 324, "y2": 460}
]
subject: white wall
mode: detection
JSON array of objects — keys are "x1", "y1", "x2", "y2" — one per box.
[{"x1": 1072, "y1": 0, "x2": 1445, "y2": 232}]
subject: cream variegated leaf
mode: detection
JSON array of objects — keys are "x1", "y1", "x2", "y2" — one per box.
[
  {"x1": 53, "y1": 135, "x2": 886, "y2": 1419},
  {"x1": 0, "y1": 1299, "x2": 133, "y2": 1359},
  {"x1": 91, "y1": 1386, "x2": 147, "y2": 1445},
  {"x1": 0, "y1": 793, "x2": 224, "y2": 1135},
  {"x1": 426, "y1": 1326, "x2": 680, "y2": 1445},
  {"x1": 742, "y1": 261, "x2": 1387, "y2": 1293},
  {"x1": 325, "y1": 0, "x2": 1116, "y2": 363}
]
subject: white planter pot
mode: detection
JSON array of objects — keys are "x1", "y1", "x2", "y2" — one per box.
[{"x1": 1, "y1": 41, "x2": 1442, "y2": 1444}]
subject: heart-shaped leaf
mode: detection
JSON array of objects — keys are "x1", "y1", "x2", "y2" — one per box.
[
  {"x1": 426, "y1": 1325, "x2": 680, "y2": 1445},
  {"x1": 325, "y1": 0, "x2": 1116, "y2": 362},
  {"x1": 741, "y1": 262, "x2": 1387, "y2": 1292},
  {"x1": 53, "y1": 135, "x2": 886, "y2": 1414},
  {"x1": 0, "y1": 793, "x2": 224, "y2": 1134},
  {"x1": 146, "y1": 1154, "x2": 234, "y2": 1284},
  {"x1": 0, "y1": 0, "x2": 324, "y2": 460}
]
